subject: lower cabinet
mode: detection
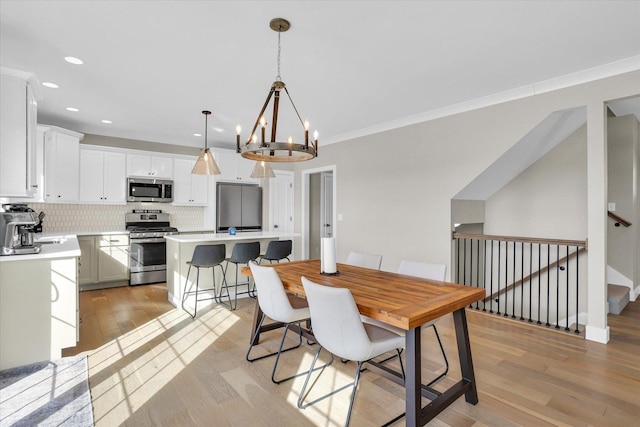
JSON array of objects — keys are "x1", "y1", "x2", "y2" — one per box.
[{"x1": 78, "y1": 234, "x2": 129, "y2": 290}]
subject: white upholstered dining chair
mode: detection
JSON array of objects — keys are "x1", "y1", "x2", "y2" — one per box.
[
  {"x1": 298, "y1": 276, "x2": 405, "y2": 427},
  {"x1": 345, "y1": 251, "x2": 382, "y2": 270},
  {"x1": 246, "y1": 261, "x2": 312, "y2": 384}
]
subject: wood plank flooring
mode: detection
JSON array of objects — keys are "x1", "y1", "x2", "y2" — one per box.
[{"x1": 64, "y1": 285, "x2": 640, "y2": 426}]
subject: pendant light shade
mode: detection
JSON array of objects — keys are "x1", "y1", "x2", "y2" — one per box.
[
  {"x1": 250, "y1": 160, "x2": 276, "y2": 179},
  {"x1": 192, "y1": 110, "x2": 221, "y2": 175}
]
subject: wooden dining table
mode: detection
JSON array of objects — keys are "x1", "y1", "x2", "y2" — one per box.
[{"x1": 243, "y1": 259, "x2": 485, "y2": 427}]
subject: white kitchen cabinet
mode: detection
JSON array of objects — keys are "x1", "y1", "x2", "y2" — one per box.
[
  {"x1": 79, "y1": 147, "x2": 126, "y2": 204},
  {"x1": 0, "y1": 253, "x2": 78, "y2": 369},
  {"x1": 0, "y1": 73, "x2": 38, "y2": 198},
  {"x1": 127, "y1": 153, "x2": 173, "y2": 178},
  {"x1": 78, "y1": 236, "x2": 98, "y2": 285},
  {"x1": 44, "y1": 127, "x2": 83, "y2": 203},
  {"x1": 79, "y1": 234, "x2": 129, "y2": 289},
  {"x1": 215, "y1": 150, "x2": 257, "y2": 183},
  {"x1": 173, "y1": 157, "x2": 209, "y2": 205}
]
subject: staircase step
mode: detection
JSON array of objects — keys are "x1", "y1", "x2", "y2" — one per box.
[{"x1": 608, "y1": 284, "x2": 630, "y2": 315}]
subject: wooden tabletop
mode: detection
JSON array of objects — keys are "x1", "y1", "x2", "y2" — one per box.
[{"x1": 244, "y1": 260, "x2": 485, "y2": 331}]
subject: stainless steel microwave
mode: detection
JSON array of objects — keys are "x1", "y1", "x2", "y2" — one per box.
[{"x1": 127, "y1": 177, "x2": 173, "y2": 203}]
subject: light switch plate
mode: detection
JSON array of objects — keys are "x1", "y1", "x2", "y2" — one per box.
[
  {"x1": 338, "y1": 213, "x2": 343, "y2": 221},
  {"x1": 608, "y1": 202, "x2": 616, "y2": 211}
]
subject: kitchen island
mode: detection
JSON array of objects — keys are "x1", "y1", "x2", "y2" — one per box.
[
  {"x1": 0, "y1": 234, "x2": 81, "y2": 369},
  {"x1": 165, "y1": 232, "x2": 294, "y2": 309}
]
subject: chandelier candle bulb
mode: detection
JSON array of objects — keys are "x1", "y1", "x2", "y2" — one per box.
[
  {"x1": 314, "y1": 130, "x2": 319, "y2": 156},
  {"x1": 288, "y1": 136, "x2": 292, "y2": 156},
  {"x1": 236, "y1": 125, "x2": 241, "y2": 152},
  {"x1": 304, "y1": 120, "x2": 309, "y2": 148},
  {"x1": 260, "y1": 117, "x2": 266, "y2": 145}
]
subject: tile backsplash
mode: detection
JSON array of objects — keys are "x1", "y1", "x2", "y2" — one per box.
[{"x1": 25, "y1": 203, "x2": 206, "y2": 233}]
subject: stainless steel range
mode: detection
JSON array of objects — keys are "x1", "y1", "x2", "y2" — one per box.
[{"x1": 125, "y1": 210, "x2": 178, "y2": 286}]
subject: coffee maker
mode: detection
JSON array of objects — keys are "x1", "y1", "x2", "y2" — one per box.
[{"x1": 0, "y1": 204, "x2": 41, "y2": 255}]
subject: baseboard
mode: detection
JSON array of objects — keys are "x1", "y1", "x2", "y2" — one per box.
[
  {"x1": 79, "y1": 280, "x2": 128, "y2": 292},
  {"x1": 585, "y1": 325, "x2": 610, "y2": 344}
]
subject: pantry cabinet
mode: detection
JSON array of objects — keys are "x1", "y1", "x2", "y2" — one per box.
[
  {"x1": 0, "y1": 73, "x2": 38, "y2": 198},
  {"x1": 79, "y1": 147, "x2": 126, "y2": 204},
  {"x1": 173, "y1": 157, "x2": 209, "y2": 205}
]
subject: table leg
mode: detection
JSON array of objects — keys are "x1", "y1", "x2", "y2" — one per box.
[
  {"x1": 250, "y1": 298, "x2": 264, "y2": 345},
  {"x1": 405, "y1": 326, "x2": 422, "y2": 427},
  {"x1": 453, "y1": 308, "x2": 479, "y2": 404}
]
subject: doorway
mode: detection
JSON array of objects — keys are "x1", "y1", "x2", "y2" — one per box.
[{"x1": 301, "y1": 165, "x2": 337, "y2": 260}]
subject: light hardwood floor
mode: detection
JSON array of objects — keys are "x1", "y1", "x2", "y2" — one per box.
[{"x1": 64, "y1": 285, "x2": 640, "y2": 426}]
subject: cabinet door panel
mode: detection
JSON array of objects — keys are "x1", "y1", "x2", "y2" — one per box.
[
  {"x1": 103, "y1": 152, "x2": 126, "y2": 203},
  {"x1": 79, "y1": 150, "x2": 104, "y2": 202},
  {"x1": 98, "y1": 244, "x2": 129, "y2": 282},
  {"x1": 172, "y1": 158, "x2": 193, "y2": 204},
  {"x1": 152, "y1": 156, "x2": 173, "y2": 179}
]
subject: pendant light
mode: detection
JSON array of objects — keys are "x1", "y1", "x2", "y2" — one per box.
[
  {"x1": 192, "y1": 110, "x2": 221, "y2": 175},
  {"x1": 250, "y1": 160, "x2": 276, "y2": 179}
]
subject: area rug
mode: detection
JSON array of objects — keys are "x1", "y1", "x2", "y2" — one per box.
[{"x1": 0, "y1": 355, "x2": 93, "y2": 427}]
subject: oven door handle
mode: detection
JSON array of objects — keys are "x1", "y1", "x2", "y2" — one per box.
[{"x1": 130, "y1": 237, "x2": 166, "y2": 244}]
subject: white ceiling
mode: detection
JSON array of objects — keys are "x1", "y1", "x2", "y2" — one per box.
[{"x1": 1, "y1": 1, "x2": 639, "y2": 151}]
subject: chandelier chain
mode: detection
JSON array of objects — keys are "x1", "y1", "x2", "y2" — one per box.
[{"x1": 276, "y1": 26, "x2": 282, "y2": 81}]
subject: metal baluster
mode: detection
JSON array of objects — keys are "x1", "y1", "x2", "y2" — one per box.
[
  {"x1": 520, "y1": 241, "x2": 525, "y2": 320},
  {"x1": 489, "y1": 240, "x2": 494, "y2": 313},
  {"x1": 511, "y1": 241, "x2": 516, "y2": 318},
  {"x1": 555, "y1": 244, "x2": 560, "y2": 329},
  {"x1": 528, "y1": 242, "x2": 533, "y2": 322},
  {"x1": 575, "y1": 245, "x2": 580, "y2": 334},
  {"x1": 504, "y1": 240, "x2": 509, "y2": 317},
  {"x1": 476, "y1": 238, "x2": 481, "y2": 309},
  {"x1": 469, "y1": 238, "x2": 473, "y2": 308},
  {"x1": 546, "y1": 244, "x2": 551, "y2": 327},
  {"x1": 466, "y1": 238, "x2": 472, "y2": 307},
  {"x1": 537, "y1": 244, "x2": 542, "y2": 325},
  {"x1": 482, "y1": 239, "x2": 487, "y2": 312},
  {"x1": 456, "y1": 237, "x2": 460, "y2": 284},
  {"x1": 463, "y1": 238, "x2": 467, "y2": 285},
  {"x1": 496, "y1": 240, "x2": 501, "y2": 315},
  {"x1": 565, "y1": 245, "x2": 570, "y2": 331}
]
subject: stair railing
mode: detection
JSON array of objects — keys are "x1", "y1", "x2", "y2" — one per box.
[
  {"x1": 608, "y1": 211, "x2": 632, "y2": 227},
  {"x1": 453, "y1": 232, "x2": 587, "y2": 334}
]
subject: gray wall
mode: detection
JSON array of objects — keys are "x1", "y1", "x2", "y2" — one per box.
[
  {"x1": 484, "y1": 124, "x2": 587, "y2": 240},
  {"x1": 607, "y1": 115, "x2": 640, "y2": 286}
]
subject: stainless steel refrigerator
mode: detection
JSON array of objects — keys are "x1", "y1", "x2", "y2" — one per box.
[{"x1": 216, "y1": 183, "x2": 262, "y2": 232}]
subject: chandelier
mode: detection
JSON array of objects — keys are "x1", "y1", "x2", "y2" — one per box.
[{"x1": 236, "y1": 18, "x2": 318, "y2": 162}]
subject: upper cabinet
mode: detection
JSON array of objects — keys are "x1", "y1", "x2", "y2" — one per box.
[
  {"x1": 215, "y1": 150, "x2": 257, "y2": 183},
  {"x1": 79, "y1": 146, "x2": 126, "y2": 204},
  {"x1": 127, "y1": 153, "x2": 173, "y2": 179},
  {"x1": 43, "y1": 126, "x2": 83, "y2": 203},
  {"x1": 0, "y1": 72, "x2": 38, "y2": 198},
  {"x1": 173, "y1": 157, "x2": 209, "y2": 205}
]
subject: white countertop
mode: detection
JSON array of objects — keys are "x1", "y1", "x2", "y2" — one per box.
[
  {"x1": 0, "y1": 234, "x2": 81, "y2": 262},
  {"x1": 165, "y1": 231, "x2": 296, "y2": 243}
]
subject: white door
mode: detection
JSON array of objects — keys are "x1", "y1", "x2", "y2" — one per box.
[
  {"x1": 320, "y1": 172, "x2": 333, "y2": 238},
  {"x1": 270, "y1": 171, "x2": 294, "y2": 234}
]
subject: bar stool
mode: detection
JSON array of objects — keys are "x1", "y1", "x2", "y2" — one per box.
[
  {"x1": 258, "y1": 240, "x2": 292, "y2": 264},
  {"x1": 182, "y1": 244, "x2": 231, "y2": 317},
  {"x1": 221, "y1": 241, "x2": 261, "y2": 310}
]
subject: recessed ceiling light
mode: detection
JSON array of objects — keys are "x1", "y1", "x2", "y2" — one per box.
[
  {"x1": 101, "y1": 120, "x2": 112, "y2": 124},
  {"x1": 42, "y1": 82, "x2": 59, "y2": 88},
  {"x1": 64, "y1": 56, "x2": 83, "y2": 65},
  {"x1": 66, "y1": 107, "x2": 79, "y2": 112},
  {"x1": 193, "y1": 133, "x2": 201, "y2": 137},
  {"x1": 213, "y1": 127, "x2": 224, "y2": 133}
]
